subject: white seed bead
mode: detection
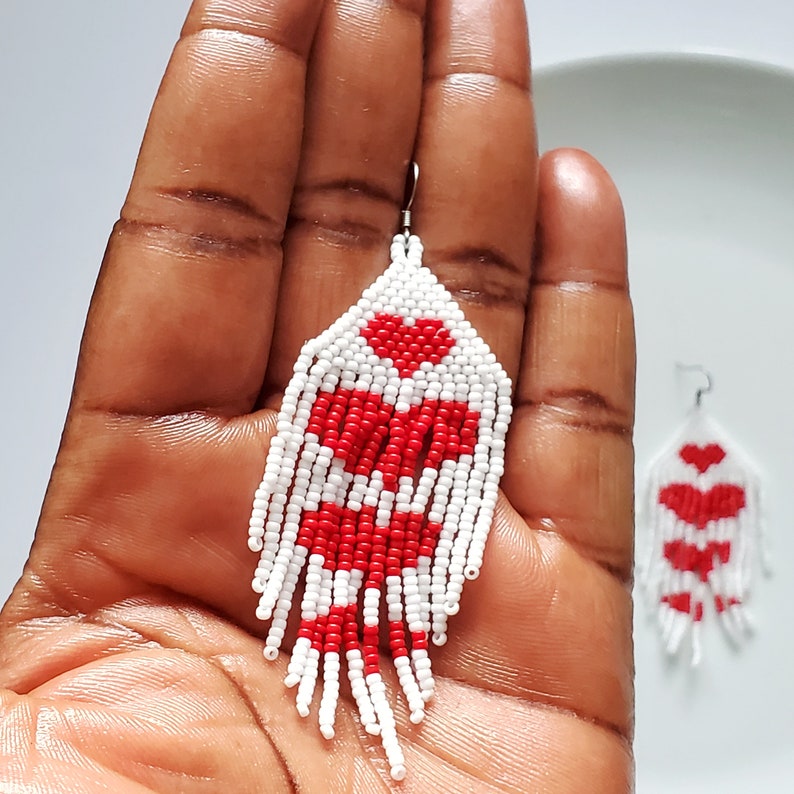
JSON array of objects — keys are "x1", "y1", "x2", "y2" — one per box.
[{"x1": 295, "y1": 648, "x2": 320, "y2": 717}]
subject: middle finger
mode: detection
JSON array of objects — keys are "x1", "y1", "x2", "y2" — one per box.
[
  {"x1": 415, "y1": 0, "x2": 537, "y2": 383},
  {"x1": 263, "y1": 0, "x2": 426, "y2": 396}
]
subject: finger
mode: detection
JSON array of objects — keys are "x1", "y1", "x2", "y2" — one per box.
[
  {"x1": 413, "y1": 0, "x2": 537, "y2": 383},
  {"x1": 503, "y1": 148, "x2": 636, "y2": 579},
  {"x1": 72, "y1": 0, "x2": 325, "y2": 417},
  {"x1": 428, "y1": 150, "x2": 635, "y2": 738},
  {"x1": 262, "y1": 0, "x2": 426, "y2": 394}
]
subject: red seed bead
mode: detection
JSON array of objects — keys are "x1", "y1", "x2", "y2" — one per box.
[
  {"x1": 362, "y1": 445, "x2": 381, "y2": 462},
  {"x1": 357, "y1": 523, "x2": 373, "y2": 537},
  {"x1": 318, "y1": 516, "x2": 335, "y2": 531},
  {"x1": 406, "y1": 439, "x2": 424, "y2": 455},
  {"x1": 389, "y1": 413, "x2": 408, "y2": 438}
]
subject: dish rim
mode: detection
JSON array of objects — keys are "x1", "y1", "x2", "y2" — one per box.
[{"x1": 533, "y1": 49, "x2": 794, "y2": 83}]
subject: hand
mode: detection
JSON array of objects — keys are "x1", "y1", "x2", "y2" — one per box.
[{"x1": 0, "y1": 1, "x2": 635, "y2": 791}]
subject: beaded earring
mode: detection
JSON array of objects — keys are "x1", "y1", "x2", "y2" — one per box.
[
  {"x1": 640, "y1": 365, "x2": 766, "y2": 665},
  {"x1": 246, "y1": 164, "x2": 512, "y2": 779}
]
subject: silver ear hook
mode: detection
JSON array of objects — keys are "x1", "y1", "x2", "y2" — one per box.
[
  {"x1": 401, "y1": 162, "x2": 419, "y2": 237},
  {"x1": 676, "y1": 362, "x2": 714, "y2": 408}
]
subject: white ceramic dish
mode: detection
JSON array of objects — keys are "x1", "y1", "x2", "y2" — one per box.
[{"x1": 534, "y1": 54, "x2": 794, "y2": 793}]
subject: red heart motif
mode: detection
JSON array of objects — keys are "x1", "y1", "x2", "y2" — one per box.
[
  {"x1": 658, "y1": 483, "x2": 746, "y2": 529},
  {"x1": 361, "y1": 313, "x2": 453, "y2": 378},
  {"x1": 678, "y1": 443, "x2": 726, "y2": 474},
  {"x1": 663, "y1": 539, "x2": 732, "y2": 581}
]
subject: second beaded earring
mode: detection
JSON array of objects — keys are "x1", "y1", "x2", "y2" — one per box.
[{"x1": 640, "y1": 365, "x2": 765, "y2": 665}]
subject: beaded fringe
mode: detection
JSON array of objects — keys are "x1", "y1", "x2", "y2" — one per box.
[
  {"x1": 247, "y1": 233, "x2": 512, "y2": 779},
  {"x1": 641, "y1": 409, "x2": 764, "y2": 664}
]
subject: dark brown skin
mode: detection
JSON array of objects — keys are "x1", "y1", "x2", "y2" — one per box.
[{"x1": 0, "y1": 1, "x2": 636, "y2": 791}]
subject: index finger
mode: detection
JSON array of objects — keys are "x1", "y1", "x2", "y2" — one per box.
[{"x1": 71, "y1": 0, "x2": 324, "y2": 418}]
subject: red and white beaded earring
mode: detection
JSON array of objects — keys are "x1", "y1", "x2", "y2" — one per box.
[
  {"x1": 246, "y1": 164, "x2": 512, "y2": 779},
  {"x1": 640, "y1": 365, "x2": 767, "y2": 665}
]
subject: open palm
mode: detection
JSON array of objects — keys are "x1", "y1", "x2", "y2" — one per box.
[{"x1": 0, "y1": 1, "x2": 635, "y2": 791}]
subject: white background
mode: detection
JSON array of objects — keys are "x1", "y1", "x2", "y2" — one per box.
[{"x1": 2, "y1": 2, "x2": 793, "y2": 791}]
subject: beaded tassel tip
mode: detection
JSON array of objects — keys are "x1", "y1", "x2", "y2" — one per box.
[{"x1": 247, "y1": 218, "x2": 511, "y2": 779}]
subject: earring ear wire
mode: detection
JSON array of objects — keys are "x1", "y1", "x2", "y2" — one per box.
[
  {"x1": 676, "y1": 362, "x2": 713, "y2": 408},
  {"x1": 401, "y1": 161, "x2": 419, "y2": 238}
]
